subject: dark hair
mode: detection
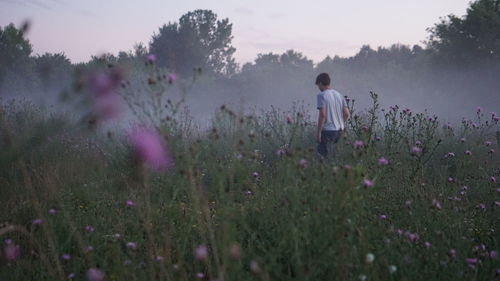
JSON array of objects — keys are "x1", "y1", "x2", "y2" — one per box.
[{"x1": 315, "y1": 73, "x2": 331, "y2": 86}]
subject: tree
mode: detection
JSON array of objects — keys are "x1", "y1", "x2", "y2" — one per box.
[
  {"x1": 149, "y1": 10, "x2": 237, "y2": 77},
  {"x1": 0, "y1": 23, "x2": 33, "y2": 82},
  {"x1": 427, "y1": 0, "x2": 500, "y2": 64}
]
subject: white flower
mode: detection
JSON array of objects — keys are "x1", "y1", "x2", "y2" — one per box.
[
  {"x1": 389, "y1": 265, "x2": 397, "y2": 273},
  {"x1": 366, "y1": 253, "x2": 375, "y2": 263}
]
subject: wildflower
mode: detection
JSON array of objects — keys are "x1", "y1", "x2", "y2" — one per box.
[
  {"x1": 489, "y1": 149, "x2": 495, "y2": 154},
  {"x1": 4, "y1": 244, "x2": 20, "y2": 261},
  {"x1": 276, "y1": 149, "x2": 285, "y2": 156},
  {"x1": 407, "y1": 232, "x2": 419, "y2": 242},
  {"x1": 195, "y1": 245, "x2": 208, "y2": 260},
  {"x1": 432, "y1": 199, "x2": 442, "y2": 209},
  {"x1": 86, "y1": 246, "x2": 94, "y2": 252},
  {"x1": 379, "y1": 215, "x2": 387, "y2": 220},
  {"x1": 167, "y1": 73, "x2": 176, "y2": 84},
  {"x1": 235, "y1": 153, "x2": 243, "y2": 160},
  {"x1": 490, "y1": 251, "x2": 498, "y2": 259},
  {"x1": 156, "y1": 256, "x2": 164, "y2": 262},
  {"x1": 48, "y1": 208, "x2": 57, "y2": 215},
  {"x1": 377, "y1": 157, "x2": 389, "y2": 165},
  {"x1": 126, "y1": 200, "x2": 135, "y2": 207},
  {"x1": 478, "y1": 203, "x2": 486, "y2": 210},
  {"x1": 252, "y1": 172, "x2": 259, "y2": 178},
  {"x1": 353, "y1": 140, "x2": 364, "y2": 149},
  {"x1": 365, "y1": 253, "x2": 375, "y2": 263},
  {"x1": 388, "y1": 265, "x2": 397, "y2": 273},
  {"x1": 460, "y1": 191, "x2": 466, "y2": 196},
  {"x1": 68, "y1": 273, "x2": 76, "y2": 279},
  {"x1": 396, "y1": 229, "x2": 403, "y2": 235},
  {"x1": 411, "y1": 146, "x2": 421, "y2": 155},
  {"x1": 376, "y1": 136, "x2": 381, "y2": 141},
  {"x1": 299, "y1": 159, "x2": 308, "y2": 168},
  {"x1": 61, "y1": 254, "x2": 71, "y2": 260},
  {"x1": 448, "y1": 177, "x2": 454, "y2": 183},
  {"x1": 424, "y1": 241, "x2": 432, "y2": 248},
  {"x1": 495, "y1": 201, "x2": 500, "y2": 207},
  {"x1": 491, "y1": 176, "x2": 496, "y2": 183},
  {"x1": 86, "y1": 268, "x2": 104, "y2": 281},
  {"x1": 448, "y1": 249, "x2": 456, "y2": 258},
  {"x1": 415, "y1": 140, "x2": 422, "y2": 146},
  {"x1": 250, "y1": 260, "x2": 261, "y2": 273},
  {"x1": 286, "y1": 115, "x2": 292, "y2": 124},
  {"x1": 358, "y1": 274, "x2": 367, "y2": 281},
  {"x1": 85, "y1": 225, "x2": 94, "y2": 232},
  {"x1": 32, "y1": 219, "x2": 42, "y2": 225},
  {"x1": 146, "y1": 54, "x2": 156, "y2": 63},
  {"x1": 126, "y1": 242, "x2": 137, "y2": 250},
  {"x1": 445, "y1": 152, "x2": 455, "y2": 158},
  {"x1": 230, "y1": 243, "x2": 241, "y2": 259},
  {"x1": 196, "y1": 272, "x2": 205, "y2": 279},
  {"x1": 460, "y1": 138, "x2": 466, "y2": 143},
  {"x1": 466, "y1": 258, "x2": 478, "y2": 265},
  {"x1": 485, "y1": 141, "x2": 492, "y2": 146},
  {"x1": 127, "y1": 127, "x2": 172, "y2": 171},
  {"x1": 363, "y1": 179, "x2": 374, "y2": 188},
  {"x1": 497, "y1": 188, "x2": 500, "y2": 194},
  {"x1": 464, "y1": 150, "x2": 472, "y2": 155}
]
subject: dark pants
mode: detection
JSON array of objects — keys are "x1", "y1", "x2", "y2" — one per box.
[{"x1": 317, "y1": 130, "x2": 342, "y2": 158}]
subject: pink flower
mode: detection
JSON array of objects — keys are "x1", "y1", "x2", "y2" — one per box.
[
  {"x1": 86, "y1": 268, "x2": 104, "y2": 281},
  {"x1": 464, "y1": 150, "x2": 472, "y2": 155},
  {"x1": 485, "y1": 141, "x2": 492, "y2": 146},
  {"x1": 466, "y1": 258, "x2": 478, "y2": 264},
  {"x1": 85, "y1": 225, "x2": 94, "y2": 232},
  {"x1": 299, "y1": 159, "x2": 308, "y2": 168},
  {"x1": 32, "y1": 219, "x2": 42, "y2": 225},
  {"x1": 491, "y1": 176, "x2": 497, "y2": 183},
  {"x1": 377, "y1": 157, "x2": 389, "y2": 165},
  {"x1": 146, "y1": 54, "x2": 156, "y2": 63},
  {"x1": 376, "y1": 136, "x2": 381, "y2": 141},
  {"x1": 196, "y1": 272, "x2": 205, "y2": 279},
  {"x1": 379, "y1": 215, "x2": 387, "y2": 220},
  {"x1": 406, "y1": 232, "x2": 419, "y2": 242},
  {"x1": 432, "y1": 199, "x2": 442, "y2": 209},
  {"x1": 363, "y1": 179, "x2": 374, "y2": 188},
  {"x1": 48, "y1": 208, "x2": 57, "y2": 215},
  {"x1": 93, "y1": 92, "x2": 122, "y2": 121},
  {"x1": 411, "y1": 146, "x2": 421, "y2": 155},
  {"x1": 478, "y1": 203, "x2": 486, "y2": 210},
  {"x1": 250, "y1": 260, "x2": 261, "y2": 273},
  {"x1": 460, "y1": 138, "x2": 466, "y2": 143},
  {"x1": 167, "y1": 73, "x2": 176, "y2": 84},
  {"x1": 495, "y1": 201, "x2": 500, "y2": 207},
  {"x1": 61, "y1": 254, "x2": 71, "y2": 260},
  {"x1": 126, "y1": 242, "x2": 137, "y2": 250},
  {"x1": 491, "y1": 251, "x2": 498, "y2": 259},
  {"x1": 286, "y1": 115, "x2": 292, "y2": 124},
  {"x1": 415, "y1": 140, "x2": 422, "y2": 146},
  {"x1": 448, "y1": 177, "x2": 454, "y2": 183},
  {"x1": 276, "y1": 149, "x2": 285, "y2": 156},
  {"x1": 195, "y1": 245, "x2": 208, "y2": 260},
  {"x1": 489, "y1": 149, "x2": 495, "y2": 154},
  {"x1": 462, "y1": 186, "x2": 468, "y2": 191},
  {"x1": 353, "y1": 140, "x2": 364, "y2": 149},
  {"x1": 127, "y1": 127, "x2": 172, "y2": 171},
  {"x1": 126, "y1": 200, "x2": 135, "y2": 207},
  {"x1": 424, "y1": 241, "x2": 432, "y2": 248},
  {"x1": 4, "y1": 244, "x2": 20, "y2": 261},
  {"x1": 448, "y1": 249, "x2": 456, "y2": 258},
  {"x1": 230, "y1": 243, "x2": 241, "y2": 259},
  {"x1": 252, "y1": 172, "x2": 259, "y2": 178},
  {"x1": 444, "y1": 152, "x2": 455, "y2": 158}
]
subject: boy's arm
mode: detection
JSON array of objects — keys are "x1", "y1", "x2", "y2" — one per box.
[
  {"x1": 317, "y1": 107, "x2": 326, "y2": 143},
  {"x1": 343, "y1": 106, "x2": 350, "y2": 122}
]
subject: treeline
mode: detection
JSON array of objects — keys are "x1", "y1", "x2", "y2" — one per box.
[{"x1": 0, "y1": 0, "x2": 499, "y2": 118}]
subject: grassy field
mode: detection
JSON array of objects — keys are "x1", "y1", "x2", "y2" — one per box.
[{"x1": 0, "y1": 77, "x2": 499, "y2": 281}]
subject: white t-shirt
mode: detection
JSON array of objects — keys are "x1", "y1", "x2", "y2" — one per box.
[{"x1": 316, "y1": 89, "x2": 347, "y2": 131}]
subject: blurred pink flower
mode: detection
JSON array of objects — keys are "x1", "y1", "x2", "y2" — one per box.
[
  {"x1": 415, "y1": 140, "x2": 422, "y2": 146},
  {"x1": 146, "y1": 54, "x2": 156, "y2": 63},
  {"x1": 252, "y1": 172, "x2": 259, "y2": 178},
  {"x1": 85, "y1": 225, "x2": 94, "y2": 232},
  {"x1": 491, "y1": 251, "x2": 498, "y2": 259},
  {"x1": 89, "y1": 70, "x2": 124, "y2": 121},
  {"x1": 411, "y1": 146, "x2": 421, "y2": 155},
  {"x1": 466, "y1": 258, "x2": 478, "y2": 264},
  {"x1": 126, "y1": 200, "x2": 135, "y2": 207},
  {"x1": 353, "y1": 140, "x2": 364, "y2": 149},
  {"x1": 48, "y1": 208, "x2": 57, "y2": 215},
  {"x1": 32, "y1": 219, "x2": 42, "y2": 225},
  {"x1": 379, "y1": 215, "x2": 387, "y2": 220},
  {"x1": 61, "y1": 254, "x2": 71, "y2": 260},
  {"x1": 127, "y1": 127, "x2": 173, "y2": 171},
  {"x1": 93, "y1": 93, "x2": 122, "y2": 121},
  {"x1": 478, "y1": 203, "x2": 486, "y2": 210},
  {"x1": 444, "y1": 152, "x2": 455, "y2": 158},
  {"x1": 447, "y1": 177, "x2": 454, "y2": 183},
  {"x1": 363, "y1": 179, "x2": 374, "y2": 188},
  {"x1": 4, "y1": 244, "x2": 20, "y2": 261},
  {"x1": 195, "y1": 245, "x2": 208, "y2": 260},
  {"x1": 376, "y1": 136, "x2": 381, "y2": 141},
  {"x1": 230, "y1": 243, "x2": 241, "y2": 259},
  {"x1": 86, "y1": 268, "x2": 104, "y2": 281},
  {"x1": 167, "y1": 73, "x2": 176, "y2": 84},
  {"x1": 489, "y1": 149, "x2": 495, "y2": 154},
  {"x1": 424, "y1": 241, "x2": 432, "y2": 248},
  {"x1": 286, "y1": 115, "x2": 292, "y2": 124},
  {"x1": 126, "y1": 242, "x2": 137, "y2": 250},
  {"x1": 196, "y1": 272, "x2": 205, "y2": 279},
  {"x1": 377, "y1": 157, "x2": 389, "y2": 165}
]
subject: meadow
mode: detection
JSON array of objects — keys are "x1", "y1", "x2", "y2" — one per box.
[{"x1": 0, "y1": 64, "x2": 499, "y2": 281}]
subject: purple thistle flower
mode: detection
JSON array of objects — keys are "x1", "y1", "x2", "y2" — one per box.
[
  {"x1": 485, "y1": 141, "x2": 492, "y2": 146},
  {"x1": 85, "y1": 225, "x2": 94, "y2": 232},
  {"x1": 196, "y1": 272, "x2": 205, "y2": 279},
  {"x1": 127, "y1": 127, "x2": 173, "y2": 171},
  {"x1": 379, "y1": 214, "x2": 387, "y2": 220},
  {"x1": 415, "y1": 140, "x2": 422, "y2": 146},
  {"x1": 478, "y1": 203, "x2": 486, "y2": 210},
  {"x1": 195, "y1": 245, "x2": 208, "y2": 260},
  {"x1": 396, "y1": 229, "x2": 403, "y2": 235},
  {"x1": 460, "y1": 138, "x2": 466, "y2": 143},
  {"x1": 497, "y1": 188, "x2": 500, "y2": 194},
  {"x1": 167, "y1": 73, "x2": 176, "y2": 84},
  {"x1": 490, "y1": 251, "x2": 498, "y2": 259},
  {"x1": 445, "y1": 152, "x2": 455, "y2": 158},
  {"x1": 61, "y1": 254, "x2": 71, "y2": 260},
  {"x1": 495, "y1": 201, "x2": 500, "y2": 207},
  {"x1": 252, "y1": 172, "x2": 259, "y2": 178},
  {"x1": 4, "y1": 244, "x2": 20, "y2": 261},
  {"x1": 353, "y1": 140, "x2": 364, "y2": 149},
  {"x1": 32, "y1": 219, "x2": 42, "y2": 225},
  {"x1": 126, "y1": 242, "x2": 137, "y2": 250},
  {"x1": 299, "y1": 158, "x2": 308, "y2": 168},
  {"x1": 448, "y1": 249, "x2": 456, "y2": 258},
  {"x1": 48, "y1": 208, "x2": 57, "y2": 215},
  {"x1": 432, "y1": 199, "x2": 442, "y2": 209},
  {"x1": 448, "y1": 177, "x2": 454, "y2": 183},
  {"x1": 411, "y1": 146, "x2": 421, "y2": 155},
  {"x1": 126, "y1": 200, "x2": 135, "y2": 207},
  {"x1": 146, "y1": 54, "x2": 156, "y2": 63},
  {"x1": 363, "y1": 179, "x2": 374, "y2": 188},
  {"x1": 491, "y1": 176, "x2": 497, "y2": 183},
  {"x1": 464, "y1": 150, "x2": 472, "y2": 155},
  {"x1": 489, "y1": 149, "x2": 495, "y2": 154},
  {"x1": 375, "y1": 136, "x2": 381, "y2": 141},
  {"x1": 86, "y1": 268, "x2": 105, "y2": 281},
  {"x1": 466, "y1": 258, "x2": 478, "y2": 264},
  {"x1": 377, "y1": 157, "x2": 389, "y2": 165},
  {"x1": 424, "y1": 241, "x2": 432, "y2": 248},
  {"x1": 67, "y1": 273, "x2": 76, "y2": 279},
  {"x1": 286, "y1": 115, "x2": 293, "y2": 124},
  {"x1": 462, "y1": 186, "x2": 468, "y2": 191},
  {"x1": 460, "y1": 191, "x2": 466, "y2": 196}
]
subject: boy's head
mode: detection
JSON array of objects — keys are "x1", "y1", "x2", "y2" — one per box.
[{"x1": 315, "y1": 73, "x2": 331, "y2": 90}]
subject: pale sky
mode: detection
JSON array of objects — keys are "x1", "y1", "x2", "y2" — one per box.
[{"x1": 0, "y1": 0, "x2": 472, "y2": 64}]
